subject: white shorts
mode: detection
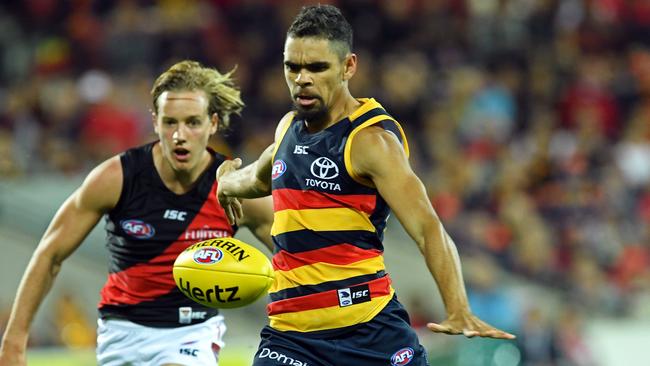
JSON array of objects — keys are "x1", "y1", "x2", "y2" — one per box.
[{"x1": 96, "y1": 315, "x2": 226, "y2": 366}]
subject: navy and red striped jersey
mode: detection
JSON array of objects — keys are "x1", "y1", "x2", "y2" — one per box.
[
  {"x1": 268, "y1": 98, "x2": 409, "y2": 333},
  {"x1": 98, "y1": 142, "x2": 236, "y2": 327}
]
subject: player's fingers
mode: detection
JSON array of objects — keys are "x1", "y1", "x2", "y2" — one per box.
[
  {"x1": 225, "y1": 204, "x2": 237, "y2": 225},
  {"x1": 233, "y1": 199, "x2": 244, "y2": 221},
  {"x1": 463, "y1": 329, "x2": 479, "y2": 338},
  {"x1": 232, "y1": 157, "x2": 242, "y2": 168},
  {"x1": 481, "y1": 329, "x2": 516, "y2": 340},
  {"x1": 426, "y1": 322, "x2": 456, "y2": 335},
  {"x1": 217, "y1": 158, "x2": 240, "y2": 178}
]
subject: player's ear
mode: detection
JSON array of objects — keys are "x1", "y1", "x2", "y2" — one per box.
[
  {"x1": 343, "y1": 53, "x2": 357, "y2": 81},
  {"x1": 210, "y1": 113, "x2": 219, "y2": 134}
]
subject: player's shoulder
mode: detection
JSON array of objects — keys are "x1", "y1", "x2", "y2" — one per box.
[
  {"x1": 119, "y1": 142, "x2": 155, "y2": 169},
  {"x1": 76, "y1": 155, "x2": 123, "y2": 211},
  {"x1": 349, "y1": 125, "x2": 407, "y2": 172},
  {"x1": 353, "y1": 124, "x2": 400, "y2": 146},
  {"x1": 274, "y1": 111, "x2": 297, "y2": 141},
  {"x1": 85, "y1": 155, "x2": 123, "y2": 189}
]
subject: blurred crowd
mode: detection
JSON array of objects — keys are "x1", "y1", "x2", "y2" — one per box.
[{"x1": 1, "y1": 0, "x2": 650, "y2": 364}]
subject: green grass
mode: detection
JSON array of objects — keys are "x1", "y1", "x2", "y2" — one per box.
[{"x1": 28, "y1": 346, "x2": 253, "y2": 366}]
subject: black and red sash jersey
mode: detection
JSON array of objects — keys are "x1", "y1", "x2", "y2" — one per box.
[
  {"x1": 98, "y1": 141, "x2": 236, "y2": 327},
  {"x1": 267, "y1": 98, "x2": 410, "y2": 333}
]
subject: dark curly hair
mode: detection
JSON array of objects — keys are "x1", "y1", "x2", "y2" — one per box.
[{"x1": 287, "y1": 4, "x2": 353, "y2": 59}]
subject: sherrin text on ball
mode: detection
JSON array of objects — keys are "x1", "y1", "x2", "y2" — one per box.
[{"x1": 173, "y1": 237, "x2": 274, "y2": 309}]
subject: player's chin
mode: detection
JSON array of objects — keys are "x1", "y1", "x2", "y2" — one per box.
[{"x1": 170, "y1": 160, "x2": 194, "y2": 173}]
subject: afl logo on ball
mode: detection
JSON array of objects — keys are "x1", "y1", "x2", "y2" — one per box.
[
  {"x1": 120, "y1": 219, "x2": 155, "y2": 239},
  {"x1": 391, "y1": 347, "x2": 414, "y2": 366},
  {"x1": 193, "y1": 248, "x2": 224, "y2": 264},
  {"x1": 272, "y1": 160, "x2": 287, "y2": 180}
]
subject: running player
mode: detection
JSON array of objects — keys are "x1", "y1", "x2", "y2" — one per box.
[{"x1": 0, "y1": 60, "x2": 273, "y2": 366}]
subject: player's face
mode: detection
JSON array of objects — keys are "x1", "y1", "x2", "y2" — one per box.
[
  {"x1": 284, "y1": 36, "x2": 352, "y2": 124},
  {"x1": 153, "y1": 90, "x2": 217, "y2": 173}
]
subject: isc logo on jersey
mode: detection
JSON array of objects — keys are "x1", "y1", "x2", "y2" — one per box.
[
  {"x1": 120, "y1": 219, "x2": 155, "y2": 239},
  {"x1": 272, "y1": 160, "x2": 287, "y2": 180},
  {"x1": 193, "y1": 248, "x2": 223, "y2": 264},
  {"x1": 391, "y1": 347, "x2": 414, "y2": 366}
]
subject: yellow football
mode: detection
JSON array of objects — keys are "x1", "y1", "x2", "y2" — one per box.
[{"x1": 173, "y1": 237, "x2": 274, "y2": 309}]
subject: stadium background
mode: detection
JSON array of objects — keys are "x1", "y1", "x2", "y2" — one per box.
[{"x1": 1, "y1": 0, "x2": 649, "y2": 365}]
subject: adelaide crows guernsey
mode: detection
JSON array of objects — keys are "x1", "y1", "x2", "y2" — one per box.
[
  {"x1": 98, "y1": 142, "x2": 236, "y2": 327},
  {"x1": 268, "y1": 98, "x2": 409, "y2": 333}
]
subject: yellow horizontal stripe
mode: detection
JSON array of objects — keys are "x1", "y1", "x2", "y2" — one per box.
[
  {"x1": 269, "y1": 255, "x2": 386, "y2": 293},
  {"x1": 269, "y1": 289, "x2": 394, "y2": 332},
  {"x1": 271, "y1": 208, "x2": 375, "y2": 236}
]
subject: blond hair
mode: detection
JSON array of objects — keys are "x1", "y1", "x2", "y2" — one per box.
[{"x1": 151, "y1": 60, "x2": 244, "y2": 129}]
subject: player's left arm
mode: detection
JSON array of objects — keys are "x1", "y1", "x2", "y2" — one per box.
[
  {"x1": 350, "y1": 126, "x2": 515, "y2": 340},
  {"x1": 239, "y1": 196, "x2": 274, "y2": 252}
]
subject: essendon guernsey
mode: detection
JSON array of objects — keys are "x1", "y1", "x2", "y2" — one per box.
[{"x1": 98, "y1": 142, "x2": 235, "y2": 327}]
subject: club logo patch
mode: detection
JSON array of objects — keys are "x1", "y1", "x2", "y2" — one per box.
[
  {"x1": 272, "y1": 160, "x2": 287, "y2": 180},
  {"x1": 193, "y1": 247, "x2": 224, "y2": 264},
  {"x1": 121, "y1": 219, "x2": 155, "y2": 239}
]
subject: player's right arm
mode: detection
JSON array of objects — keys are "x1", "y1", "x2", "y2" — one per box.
[
  {"x1": 0, "y1": 157, "x2": 123, "y2": 366},
  {"x1": 217, "y1": 111, "x2": 294, "y2": 224}
]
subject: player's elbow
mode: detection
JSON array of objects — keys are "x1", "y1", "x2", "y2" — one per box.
[{"x1": 32, "y1": 246, "x2": 65, "y2": 277}]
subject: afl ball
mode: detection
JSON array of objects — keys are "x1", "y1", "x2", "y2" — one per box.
[{"x1": 173, "y1": 237, "x2": 274, "y2": 309}]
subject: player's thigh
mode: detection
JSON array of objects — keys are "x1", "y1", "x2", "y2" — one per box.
[
  {"x1": 340, "y1": 297, "x2": 429, "y2": 365},
  {"x1": 150, "y1": 315, "x2": 226, "y2": 365},
  {"x1": 252, "y1": 326, "x2": 329, "y2": 366},
  {"x1": 97, "y1": 316, "x2": 226, "y2": 366}
]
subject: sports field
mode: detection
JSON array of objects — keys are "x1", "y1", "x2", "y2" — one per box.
[{"x1": 28, "y1": 347, "x2": 253, "y2": 366}]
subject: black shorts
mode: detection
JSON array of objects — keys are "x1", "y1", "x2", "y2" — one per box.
[{"x1": 252, "y1": 296, "x2": 429, "y2": 366}]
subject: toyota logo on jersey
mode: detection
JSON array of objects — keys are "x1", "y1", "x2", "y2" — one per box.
[
  {"x1": 193, "y1": 248, "x2": 224, "y2": 264},
  {"x1": 310, "y1": 157, "x2": 339, "y2": 180}
]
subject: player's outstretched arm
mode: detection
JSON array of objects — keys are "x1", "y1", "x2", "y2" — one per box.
[
  {"x1": 350, "y1": 126, "x2": 515, "y2": 340},
  {"x1": 240, "y1": 196, "x2": 275, "y2": 252},
  {"x1": 0, "y1": 157, "x2": 122, "y2": 366},
  {"x1": 217, "y1": 112, "x2": 294, "y2": 224},
  {"x1": 216, "y1": 146, "x2": 274, "y2": 224}
]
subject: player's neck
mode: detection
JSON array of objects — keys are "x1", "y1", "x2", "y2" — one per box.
[{"x1": 305, "y1": 93, "x2": 359, "y2": 133}]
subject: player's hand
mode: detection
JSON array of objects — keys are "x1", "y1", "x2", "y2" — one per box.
[
  {"x1": 216, "y1": 158, "x2": 244, "y2": 225},
  {"x1": 426, "y1": 313, "x2": 516, "y2": 340}
]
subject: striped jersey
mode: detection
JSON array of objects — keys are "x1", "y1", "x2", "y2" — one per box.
[
  {"x1": 268, "y1": 98, "x2": 409, "y2": 333},
  {"x1": 98, "y1": 142, "x2": 236, "y2": 327}
]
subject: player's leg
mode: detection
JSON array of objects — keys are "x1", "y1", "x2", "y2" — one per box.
[
  {"x1": 150, "y1": 315, "x2": 227, "y2": 365},
  {"x1": 96, "y1": 318, "x2": 141, "y2": 366},
  {"x1": 252, "y1": 325, "x2": 331, "y2": 366},
  {"x1": 97, "y1": 315, "x2": 226, "y2": 366},
  {"x1": 337, "y1": 296, "x2": 430, "y2": 365}
]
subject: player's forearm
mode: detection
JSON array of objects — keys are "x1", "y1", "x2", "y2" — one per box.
[
  {"x1": 421, "y1": 222, "x2": 472, "y2": 317},
  {"x1": 1, "y1": 251, "x2": 62, "y2": 350},
  {"x1": 220, "y1": 160, "x2": 271, "y2": 198}
]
